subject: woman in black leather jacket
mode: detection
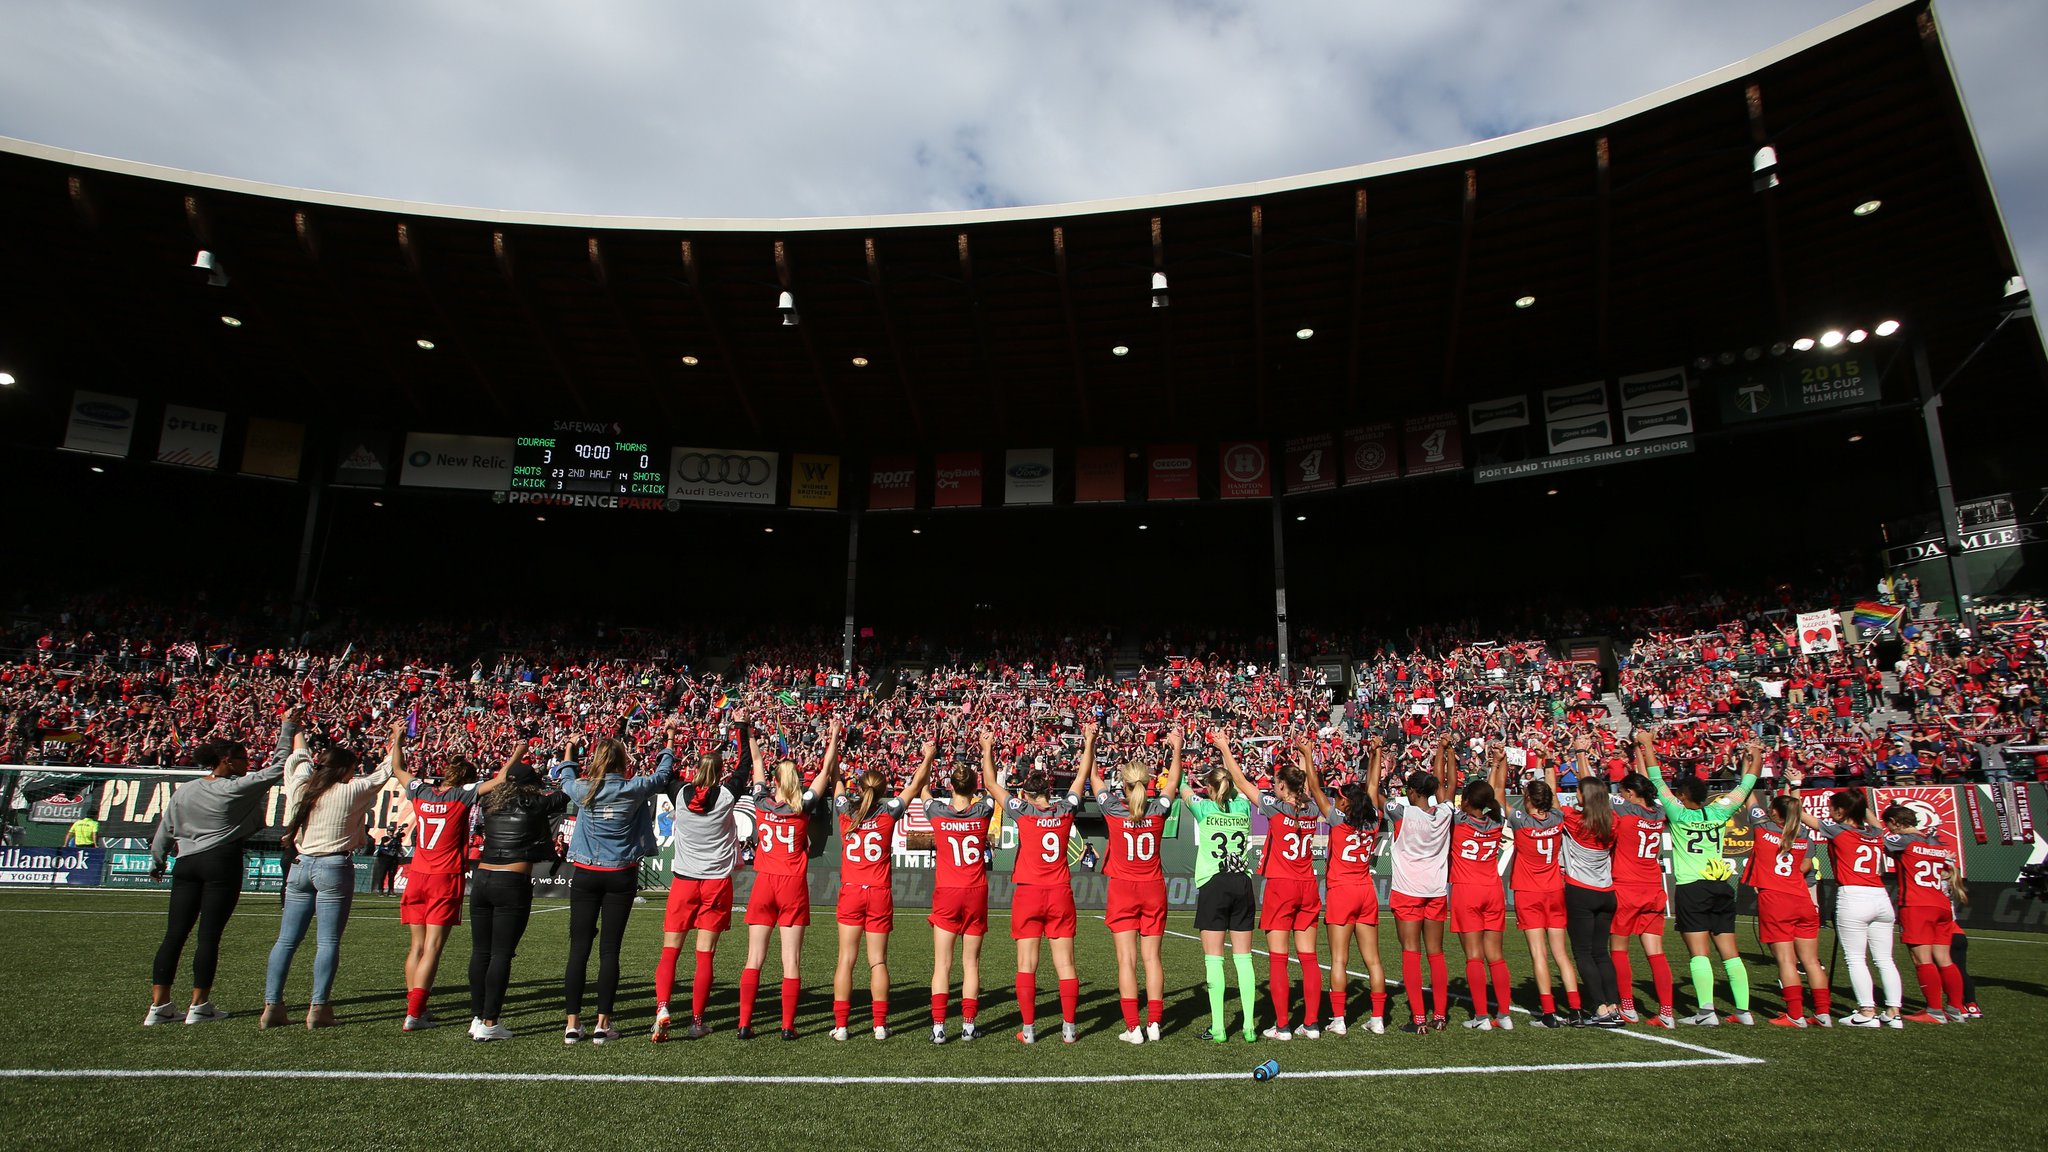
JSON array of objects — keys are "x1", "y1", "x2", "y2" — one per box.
[{"x1": 466, "y1": 743, "x2": 570, "y2": 1041}]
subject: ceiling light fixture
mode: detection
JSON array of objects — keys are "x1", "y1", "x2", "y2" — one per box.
[
  {"x1": 2006, "y1": 275, "x2": 2029, "y2": 299},
  {"x1": 764, "y1": 527, "x2": 774, "y2": 534},
  {"x1": 415, "y1": 337, "x2": 436, "y2": 350},
  {"x1": 1848, "y1": 329, "x2": 1868, "y2": 344},
  {"x1": 1150, "y1": 272, "x2": 1169, "y2": 309},
  {"x1": 1770, "y1": 342, "x2": 1788, "y2": 357},
  {"x1": 219, "y1": 315, "x2": 242, "y2": 327},
  {"x1": 1545, "y1": 488, "x2": 1558, "y2": 496},
  {"x1": 1295, "y1": 328, "x2": 1314, "y2": 340},
  {"x1": 851, "y1": 356, "x2": 870, "y2": 368},
  {"x1": 1752, "y1": 145, "x2": 1780, "y2": 191},
  {"x1": 1295, "y1": 514, "x2": 1307, "y2": 522},
  {"x1": 372, "y1": 500, "x2": 384, "y2": 507},
  {"x1": 778, "y1": 290, "x2": 799, "y2": 327},
  {"x1": 1514, "y1": 295, "x2": 1536, "y2": 309},
  {"x1": 1853, "y1": 199, "x2": 1882, "y2": 216},
  {"x1": 1819, "y1": 330, "x2": 1844, "y2": 348},
  {"x1": 91, "y1": 465, "x2": 105, "y2": 473},
  {"x1": 0, "y1": 372, "x2": 15, "y2": 386},
  {"x1": 192, "y1": 249, "x2": 229, "y2": 287},
  {"x1": 911, "y1": 528, "x2": 921, "y2": 535},
  {"x1": 536, "y1": 515, "x2": 546, "y2": 522},
  {"x1": 1112, "y1": 345, "x2": 1129, "y2": 357},
  {"x1": 680, "y1": 355, "x2": 700, "y2": 366},
  {"x1": 1792, "y1": 337, "x2": 1816, "y2": 352},
  {"x1": 1138, "y1": 524, "x2": 1148, "y2": 530},
  {"x1": 1848, "y1": 434, "x2": 1864, "y2": 443},
  {"x1": 1874, "y1": 320, "x2": 1900, "y2": 337}
]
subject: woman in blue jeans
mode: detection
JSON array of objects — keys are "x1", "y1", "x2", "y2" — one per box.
[{"x1": 263, "y1": 720, "x2": 409, "y2": 1029}]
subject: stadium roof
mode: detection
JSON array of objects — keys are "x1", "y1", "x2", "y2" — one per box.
[{"x1": 0, "y1": 0, "x2": 2038, "y2": 455}]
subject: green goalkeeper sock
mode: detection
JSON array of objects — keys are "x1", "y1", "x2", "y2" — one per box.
[
  {"x1": 1723, "y1": 957, "x2": 1751, "y2": 1011},
  {"x1": 1205, "y1": 955, "x2": 1227, "y2": 1036},
  {"x1": 1690, "y1": 954, "x2": 1717, "y2": 1012},
  {"x1": 1233, "y1": 953, "x2": 1258, "y2": 1035}
]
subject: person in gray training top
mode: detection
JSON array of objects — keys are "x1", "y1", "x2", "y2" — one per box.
[
  {"x1": 651, "y1": 710, "x2": 756, "y2": 1042},
  {"x1": 144, "y1": 709, "x2": 300, "y2": 1027}
]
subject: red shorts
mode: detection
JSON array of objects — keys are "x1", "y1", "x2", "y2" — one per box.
[
  {"x1": 1514, "y1": 887, "x2": 1566, "y2": 931},
  {"x1": 1900, "y1": 905, "x2": 1956, "y2": 947},
  {"x1": 1259, "y1": 877, "x2": 1322, "y2": 931},
  {"x1": 1390, "y1": 890, "x2": 1448, "y2": 923},
  {"x1": 1449, "y1": 885, "x2": 1506, "y2": 933},
  {"x1": 1105, "y1": 877, "x2": 1168, "y2": 936},
  {"x1": 836, "y1": 883, "x2": 895, "y2": 932},
  {"x1": 1756, "y1": 888, "x2": 1820, "y2": 944},
  {"x1": 663, "y1": 875, "x2": 734, "y2": 934},
  {"x1": 1613, "y1": 885, "x2": 1668, "y2": 937},
  {"x1": 399, "y1": 871, "x2": 463, "y2": 927},
  {"x1": 928, "y1": 885, "x2": 989, "y2": 937},
  {"x1": 744, "y1": 871, "x2": 812, "y2": 927},
  {"x1": 1011, "y1": 883, "x2": 1077, "y2": 940},
  {"x1": 1324, "y1": 883, "x2": 1380, "y2": 927}
]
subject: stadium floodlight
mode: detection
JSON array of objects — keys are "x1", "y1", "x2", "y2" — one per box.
[
  {"x1": 0, "y1": 372, "x2": 13, "y2": 386},
  {"x1": 1514, "y1": 295, "x2": 1536, "y2": 309},
  {"x1": 220, "y1": 314, "x2": 243, "y2": 327},
  {"x1": 1692, "y1": 356, "x2": 1712, "y2": 370},
  {"x1": 1752, "y1": 146, "x2": 1780, "y2": 191},
  {"x1": 1717, "y1": 351, "x2": 1737, "y2": 365},
  {"x1": 1792, "y1": 337, "x2": 1815, "y2": 351},
  {"x1": 1874, "y1": 320, "x2": 1901, "y2": 337},
  {"x1": 415, "y1": 337, "x2": 435, "y2": 350},
  {"x1": 1770, "y1": 342, "x2": 1788, "y2": 357},
  {"x1": 192, "y1": 248, "x2": 229, "y2": 287},
  {"x1": 1743, "y1": 346, "x2": 1762, "y2": 361},
  {"x1": 1151, "y1": 272, "x2": 1169, "y2": 309},
  {"x1": 1819, "y1": 330, "x2": 1844, "y2": 348},
  {"x1": 2005, "y1": 275, "x2": 2027, "y2": 298},
  {"x1": 1854, "y1": 200, "x2": 1882, "y2": 216},
  {"x1": 1295, "y1": 328, "x2": 1313, "y2": 340},
  {"x1": 1848, "y1": 433, "x2": 1864, "y2": 443},
  {"x1": 1848, "y1": 329, "x2": 1868, "y2": 344},
  {"x1": 778, "y1": 291, "x2": 799, "y2": 327}
]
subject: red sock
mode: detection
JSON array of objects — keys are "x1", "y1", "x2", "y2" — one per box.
[
  {"x1": 1540, "y1": 992, "x2": 1556, "y2": 1015},
  {"x1": 1371, "y1": 991, "x2": 1387, "y2": 1021},
  {"x1": 1490, "y1": 961, "x2": 1512, "y2": 1019},
  {"x1": 1269, "y1": 953, "x2": 1292, "y2": 1027},
  {"x1": 1812, "y1": 984, "x2": 1831, "y2": 1018},
  {"x1": 405, "y1": 987, "x2": 427, "y2": 1018},
  {"x1": 1785, "y1": 984, "x2": 1804, "y2": 1019},
  {"x1": 691, "y1": 950, "x2": 714, "y2": 1020},
  {"x1": 1567, "y1": 989, "x2": 1583, "y2": 1011},
  {"x1": 1648, "y1": 953, "x2": 1675, "y2": 1015},
  {"x1": 1058, "y1": 978, "x2": 1079, "y2": 1025},
  {"x1": 1402, "y1": 950, "x2": 1425, "y2": 1022},
  {"x1": 738, "y1": 967, "x2": 761, "y2": 1029},
  {"x1": 1300, "y1": 952, "x2": 1323, "y2": 1025},
  {"x1": 1428, "y1": 953, "x2": 1449, "y2": 1018},
  {"x1": 1147, "y1": 999, "x2": 1164, "y2": 1027},
  {"x1": 1465, "y1": 959, "x2": 1489, "y2": 1018},
  {"x1": 1915, "y1": 962, "x2": 1944, "y2": 1011},
  {"x1": 654, "y1": 946, "x2": 679, "y2": 1009},
  {"x1": 1611, "y1": 950, "x2": 1634, "y2": 1010},
  {"x1": 1938, "y1": 964, "x2": 1964, "y2": 1012},
  {"x1": 1120, "y1": 997, "x2": 1139, "y2": 1030},
  {"x1": 871, "y1": 998, "x2": 888, "y2": 1030},
  {"x1": 780, "y1": 977, "x2": 800, "y2": 1032},
  {"x1": 962, "y1": 997, "x2": 979, "y2": 1022},
  {"x1": 1017, "y1": 974, "x2": 1037, "y2": 1026},
  {"x1": 931, "y1": 993, "x2": 949, "y2": 1025},
  {"x1": 1329, "y1": 988, "x2": 1348, "y2": 1021},
  {"x1": 833, "y1": 999, "x2": 851, "y2": 1029}
]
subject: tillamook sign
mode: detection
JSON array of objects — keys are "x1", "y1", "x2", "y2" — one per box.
[
  {"x1": 669, "y1": 447, "x2": 778, "y2": 505},
  {"x1": 401, "y1": 432, "x2": 515, "y2": 490}
]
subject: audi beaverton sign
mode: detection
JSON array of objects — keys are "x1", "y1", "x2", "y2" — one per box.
[{"x1": 668, "y1": 446, "x2": 779, "y2": 505}]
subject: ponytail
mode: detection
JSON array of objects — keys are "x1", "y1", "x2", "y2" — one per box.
[
  {"x1": 850, "y1": 768, "x2": 887, "y2": 827},
  {"x1": 1461, "y1": 778, "x2": 1502, "y2": 822},
  {"x1": 1339, "y1": 781, "x2": 1378, "y2": 829},
  {"x1": 1771, "y1": 794, "x2": 1802, "y2": 859}
]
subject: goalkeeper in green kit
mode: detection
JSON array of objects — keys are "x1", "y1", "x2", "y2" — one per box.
[
  {"x1": 1635, "y1": 729, "x2": 1761, "y2": 1026},
  {"x1": 1182, "y1": 733, "x2": 1262, "y2": 1043}
]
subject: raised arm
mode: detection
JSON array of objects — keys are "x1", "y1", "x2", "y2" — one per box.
[
  {"x1": 1485, "y1": 740, "x2": 1508, "y2": 801},
  {"x1": 1364, "y1": 737, "x2": 1386, "y2": 811},
  {"x1": 1435, "y1": 732, "x2": 1458, "y2": 804},
  {"x1": 900, "y1": 738, "x2": 936, "y2": 802},
  {"x1": 1208, "y1": 729, "x2": 1258, "y2": 800},
  {"x1": 810, "y1": 717, "x2": 842, "y2": 794},
  {"x1": 1162, "y1": 728, "x2": 1186, "y2": 805},
  {"x1": 1302, "y1": 735, "x2": 1335, "y2": 822},
  {"x1": 1080, "y1": 722, "x2": 1101, "y2": 797},
  {"x1": 386, "y1": 719, "x2": 413, "y2": 788},
  {"x1": 979, "y1": 728, "x2": 1011, "y2": 808},
  {"x1": 725, "y1": 711, "x2": 753, "y2": 792},
  {"x1": 749, "y1": 718, "x2": 769, "y2": 791}
]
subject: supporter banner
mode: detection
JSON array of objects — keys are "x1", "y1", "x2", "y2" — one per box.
[
  {"x1": 401, "y1": 432, "x2": 515, "y2": 490},
  {"x1": 1547, "y1": 414, "x2": 1615, "y2": 453},
  {"x1": 867, "y1": 455, "x2": 917, "y2": 510},
  {"x1": 156, "y1": 404, "x2": 225, "y2": 469},
  {"x1": 1146, "y1": 443, "x2": 1198, "y2": 501},
  {"x1": 1342, "y1": 424, "x2": 1399, "y2": 486},
  {"x1": 1467, "y1": 396, "x2": 1531, "y2": 433},
  {"x1": 241, "y1": 417, "x2": 305, "y2": 480},
  {"x1": 1542, "y1": 381, "x2": 1608, "y2": 422},
  {"x1": 332, "y1": 430, "x2": 393, "y2": 487},
  {"x1": 1472, "y1": 435, "x2": 1695, "y2": 483},
  {"x1": 63, "y1": 390, "x2": 137, "y2": 456},
  {"x1": 1401, "y1": 413, "x2": 1463, "y2": 477},
  {"x1": 933, "y1": 450, "x2": 984, "y2": 508},
  {"x1": 1719, "y1": 356, "x2": 1878, "y2": 423},
  {"x1": 1218, "y1": 441, "x2": 1271, "y2": 500},
  {"x1": 1797, "y1": 609, "x2": 1842, "y2": 655},
  {"x1": 1074, "y1": 446, "x2": 1125, "y2": 503},
  {"x1": 0, "y1": 846, "x2": 103, "y2": 886},
  {"x1": 1621, "y1": 399, "x2": 1695, "y2": 442},
  {"x1": 1282, "y1": 434, "x2": 1336, "y2": 494},
  {"x1": 669, "y1": 447, "x2": 777, "y2": 505},
  {"x1": 1875, "y1": 787, "x2": 1961, "y2": 857},
  {"x1": 1619, "y1": 366, "x2": 1689, "y2": 409},
  {"x1": 1003, "y1": 448, "x2": 1055, "y2": 506},
  {"x1": 789, "y1": 453, "x2": 841, "y2": 509}
]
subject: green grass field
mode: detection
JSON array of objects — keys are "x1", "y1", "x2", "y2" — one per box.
[{"x1": 1, "y1": 888, "x2": 2043, "y2": 1151}]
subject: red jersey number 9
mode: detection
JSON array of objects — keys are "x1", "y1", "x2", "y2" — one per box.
[{"x1": 1040, "y1": 830, "x2": 1062, "y2": 864}]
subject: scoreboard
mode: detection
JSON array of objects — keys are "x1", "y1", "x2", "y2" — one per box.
[{"x1": 510, "y1": 424, "x2": 664, "y2": 496}]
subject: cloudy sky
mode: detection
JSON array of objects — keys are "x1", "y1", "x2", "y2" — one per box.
[{"x1": 1, "y1": 0, "x2": 2042, "y2": 279}]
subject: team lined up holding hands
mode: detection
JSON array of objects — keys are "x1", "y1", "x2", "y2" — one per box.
[{"x1": 143, "y1": 708, "x2": 1975, "y2": 1043}]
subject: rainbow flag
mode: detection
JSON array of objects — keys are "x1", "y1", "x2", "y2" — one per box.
[{"x1": 1850, "y1": 601, "x2": 1905, "y2": 633}]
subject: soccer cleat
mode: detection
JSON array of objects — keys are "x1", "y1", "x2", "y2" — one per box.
[
  {"x1": 474, "y1": 1022, "x2": 513, "y2": 1042},
  {"x1": 734, "y1": 1026, "x2": 756, "y2": 1041},
  {"x1": 1767, "y1": 1014, "x2": 1807, "y2": 1029},
  {"x1": 780, "y1": 1028, "x2": 799, "y2": 1041},
  {"x1": 1563, "y1": 1008, "x2": 1587, "y2": 1028},
  {"x1": 468, "y1": 1016, "x2": 484, "y2": 1041},
  {"x1": 1429, "y1": 1015, "x2": 1448, "y2": 1033},
  {"x1": 185, "y1": 1002, "x2": 229, "y2": 1025},
  {"x1": 931, "y1": 1024, "x2": 948, "y2": 1045},
  {"x1": 403, "y1": 1014, "x2": 437, "y2": 1032},
  {"x1": 590, "y1": 1026, "x2": 620, "y2": 1045},
  {"x1": 1496, "y1": 1015, "x2": 1514, "y2": 1031},
  {"x1": 1678, "y1": 1011, "x2": 1721, "y2": 1027},
  {"x1": 829, "y1": 1027, "x2": 849, "y2": 1042},
  {"x1": 1118, "y1": 1028, "x2": 1145, "y2": 1045},
  {"x1": 1902, "y1": 1011, "x2": 1945, "y2": 1025},
  {"x1": 686, "y1": 1018, "x2": 711, "y2": 1040},
  {"x1": 1262, "y1": 1026, "x2": 1293, "y2": 1041},
  {"x1": 1813, "y1": 1014, "x2": 1832, "y2": 1029},
  {"x1": 1297, "y1": 1024, "x2": 1322, "y2": 1040},
  {"x1": 1945, "y1": 1008, "x2": 1968, "y2": 1024},
  {"x1": 1398, "y1": 1020, "x2": 1429, "y2": 1035},
  {"x1": 873, "y1": 1026, "x2": 890, "y2": 1041},
  {"x1": 144, "y1": 1002, "x2": 180, "y2": 1027},
  {"x1": 1730, "y1": 1011, "x2": 1755, "y2": 1027},
  {"x1": 1839, "y1": 1012, "x2": 1882, "y2": 1028},
  {"x1": 1326, "y1": 1016, "x2": 1348, "y2": 1037},
  {"x1": 1205, "y1": 1028, "x2": 1229, "y2": 1044},
  {"x1": 1645, "y1": 1013, "x2": 1676, "y2": 1030},
  {"x1": 1016, "y1": 1025, "x2": 1036, "y2": 1045},
  {"x1": 1241, "y1": 1030, "x2": 1258, "y2": 1043},
  {"x1": 1061, "y1": 1022, "x2": 1078, "y2": 1044},
  {"x1": 1145, "y1": 1022, "x2": 1161, "y2": 1042},
  {"x1": 1461, "y1": 1017, "x2": 1493, "y2": 1031},
  {"x1": 1619, "y1": 1007, "x2": 1641, "y2": 1023},
  {"x1": 1365, "y1": 1016, "x2": 1386, "y2": 1036},
  {"x1": 1529, "y1": 1013, "x2": 1563, "y2": 1029},
  {"x1": 651, "y1": 1007, "x2": 672, "y2": 1043},
  {"x1": 960, "y1": 1022, "x2": 981, "y2": 1043},
  {"x1": 563, "y1": 1028, "x2": 583, "y2": 1046}
]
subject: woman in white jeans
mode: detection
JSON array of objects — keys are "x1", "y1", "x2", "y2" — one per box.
[{"x1": 1792, "y1": 776, "x2": 1903, "y2": 1027}]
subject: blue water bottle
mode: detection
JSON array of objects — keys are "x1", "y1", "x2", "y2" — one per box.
[{"x1": 1252, "y1": 1059, "x2": 1280, "y2": 1082}]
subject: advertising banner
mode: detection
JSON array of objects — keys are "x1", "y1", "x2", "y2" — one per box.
[
  {"x1": 1282, "y1": 434, "x2": 1336, "y2": 494},
  {"x1": 63, "y1": 390, "x2": 137, "y2": 456},
  {"x1": 1146, "y1": 443, "x2": 1198, "y2": 501},
  {"x1": 333, "y1": 431, "x2": 393, "y2": 487},
  {"x1": 1003, "y1": 448, "x2": 1055, "y2": 505},
  {"x1": 1218, "y1": 441, "x2": 1271, "y2": 500},
  {"x1": 1074, "y1": 446, "x2": 1125, "y2": 503},
  {"x1": 789, "y1": 453, "x2": 841, "y2": 509},
  {"x1": 867, "y1": 455, "x2": 918, "y2": 510},
  {"x1": 1401, "y1": 412, "x2": 1463, "y2": 477},
  {"x1": 1619, "y1": 366, "x2": 1689, "y2": 409},
  {"x1": 933, "y1": 451, "x2": 984, "y2": 508},
  {"x1": 241, "y1": 417, "x2": 305, "y2": 480},
  {"x1": 0, "y1": 846, "x2": 103, "y2": 886},
  {"x1": 400, "y1": 432, "x2": 515, "y2": 490},
  {"x1": 669, "y1": 447, "x2": 777, "y2": 505},
  {"x1": 156, "y1": 404, "x2": 225, "y2": 469},
  {"x1": 1341, "y1": 424, "x2": 1399, "y2": 485}
]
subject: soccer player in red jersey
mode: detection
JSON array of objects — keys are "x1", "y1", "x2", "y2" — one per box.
[
  {"x1": 829, "y1": 739, "x2": 933, "y2": 1041},
  {"x1": 986, "y1": 724, "x2": 1087, "y2": 1044},
  {"x1": 1449, "y1": 744, "x2": 1512, "y2": 1030},
  {"x1": 1213, "y1": 728, "x2": 1324, "y2": 1040},
  {"x1": 1089, "y1": 726, "x2": 1183, "y2": 1044},
  {"x1": 928, "y1": 736, "x2": 1000, "y2": 1043},
  {"x1": 1791, "y1": 783, "x2": 1902, "y2": 1026},
  {"x1": 1508, "y1": 744, "x2": 1579, "y2": 1028},
  {"x1": 1307, "y1": 736, "x2": 1387, "y2": 1035},
  {"x1": 1609, "y1": 768, "x2": 1677, "y2": 1027},
  {"x1": 738, "y1": 718, "x2": 841, "y2": 1040},
  {"x1": 396, "y1": 750, "x2": 500, "y2": 1032},
  {"x1": 1742, "y1": 793, "x2": 1829, "y2": 1028},
  {"x1": 1883, "y1": 804, "x2": 1969, "y2": 1024}
]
